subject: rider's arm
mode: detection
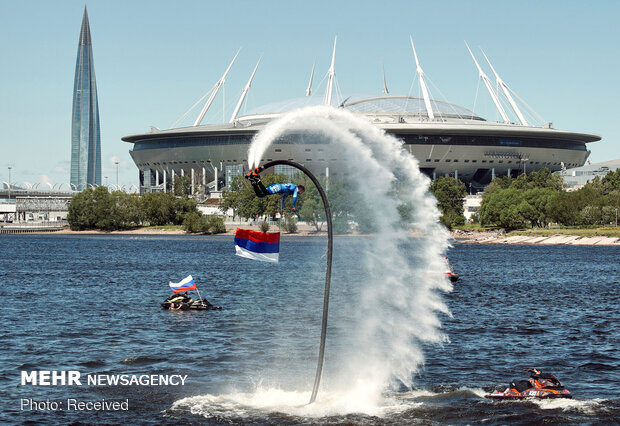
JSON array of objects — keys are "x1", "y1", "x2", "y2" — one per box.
[{"x1": 291, "y1": 186, "x2": 299, "y2": 208}]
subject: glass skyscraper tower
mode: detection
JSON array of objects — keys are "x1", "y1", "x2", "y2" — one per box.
[{"x1": 71, "y1": 6, "x2": 101, "y2": 189}]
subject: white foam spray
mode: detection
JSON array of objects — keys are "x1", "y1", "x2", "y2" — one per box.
[{"x1": 179, "y1": 105, "x2": 452, "y2": 417}]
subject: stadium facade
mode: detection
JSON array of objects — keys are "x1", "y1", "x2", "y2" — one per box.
[
  {"x1": 71, "y1": 6, "x2": 101, "y2": 190},
  {"x1": 122, "y1": 41, "x2": 600, "y2": 194}
]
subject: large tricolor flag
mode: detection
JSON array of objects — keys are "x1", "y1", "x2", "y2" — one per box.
[
  {"x1": 169, "y1": 275, "x2": 197, "y2": 293},
  {"x1": 234, "y1": 228, "x2": 280, "y2": 263}
]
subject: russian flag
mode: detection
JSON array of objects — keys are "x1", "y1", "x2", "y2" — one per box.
[
  {"x1": 234, "y1": 228, "x2": 280, "y2": 263},
  {"x1": 169, "y1": 275, "x2": 197, "y2": 293}
]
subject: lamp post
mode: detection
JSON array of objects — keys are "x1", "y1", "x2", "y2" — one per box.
[
  {"x1": 105, "y1": 176, "x2": 108, "y2": 187},
  {"x1": 115, "y1": 161, "x2": 119, "y2": 190},
  {"x1": 7, "y1": 166, "x2": 11, "y2": 200},
  {"x1": 521, "y1": 158, "x2": 528, "y2": 175}
]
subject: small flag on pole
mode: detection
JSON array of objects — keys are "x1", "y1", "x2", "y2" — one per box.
[
  {"x1": 234, "y1": 228, "x2": 280, "y2": 263},
  {"x1": 169, "y1": 275, "x2": 197, "y2": 293}
]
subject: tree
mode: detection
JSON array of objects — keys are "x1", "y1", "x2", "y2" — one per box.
[
  {"x1": 520, "y1": 188, "x2": 556, "y2": 228},
  {"x1": 297, "y1": 177, "x2": 325, "y2": 232},
  {"x1": 173, "y1": 175, "x2": 192, "y2": 197},
  {"x1": 220, "y1": 174, "x2": 292, "y2": 220},
  {"x1": 281, "y1": 213, "x2": 298, "y2": 233},
  {"x1": 480, "y1": 168, "x2": 570, "y2": 229},
  {"x1": 601, "y1": 169, "x2": 620, "y2": 193},
  {"x1": 172, "y1": 197, "x2": 198, "y2": 225},
  {"x1": 480, "y1": 187, "x2": 526, "y2": 230},
  {"x1": 140, "y1": 192, "x2": 176, "y2": 226},
  {"x1": 430, "y1": 177, "x2": 467, "y2": 229},
  {"x1": 112, "y1": 191, "x2": 143, "y2": 227},
  {"x1": 183, "y1": 212, "x2": 226, "y2": 234},
  {"x1": 511, "y1": 168, "x2": 563, "y2": 191},
  {"x1": 67, "y1": 187, "x2": 99, "y2": 230}
]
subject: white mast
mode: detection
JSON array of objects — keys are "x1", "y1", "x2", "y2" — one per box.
[
  {"x1": 481, "y1": 49, "x2": 529, "y2": 126},
  {"x1": 229, "y1": 56, "x2": 261, "y2": 123},
  {"x1": 382, "y1": 62, "x2": 389, "y2": 94},
  {"x1": 410, "y1": 36, "x2": 434, "y2": 120},
  {"x1": 465, "y1": 42, "x2": 510, "y2": 123},
  {"x1": 306, "y1": 60, "x2": 315, "y2": 96},
  {"x1": 194, "y1": 49, "x2": 240, "y2": 126},
  {"x1": 324, "y1": 36, "x2": 337, "y2": 106}
]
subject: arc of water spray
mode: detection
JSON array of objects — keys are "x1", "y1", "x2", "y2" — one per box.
[{"x1": 259, "y1": 160, "x2": 333, "y2": 404}]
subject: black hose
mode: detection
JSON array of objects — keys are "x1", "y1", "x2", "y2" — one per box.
[{"x1": 261, "y1": 160, "x2": 333, "y2": 404}]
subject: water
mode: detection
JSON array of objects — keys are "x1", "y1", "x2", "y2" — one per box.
[
  {"x1": 1, "y1": 234, "x2": 618, "y2": 424},
  {"x1": 249, "y1": 105, "x2": 452, "y2": 401}
]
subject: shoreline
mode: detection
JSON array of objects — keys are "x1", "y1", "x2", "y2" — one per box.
[
  {"x1": 452, "y1": 230, "x2": 620, "y2": 246},
  {"x1": 3, "y1": 226, "x2": 619, "y2": 245}
]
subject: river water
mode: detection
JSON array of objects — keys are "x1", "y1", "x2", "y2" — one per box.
[{"x1": 1, "y1": 234, "x2": 618, "y2": 424}]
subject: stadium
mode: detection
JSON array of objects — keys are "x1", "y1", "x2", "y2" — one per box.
[{"x1": 122, "y1": 41, "x2": 600, "y2": 193}]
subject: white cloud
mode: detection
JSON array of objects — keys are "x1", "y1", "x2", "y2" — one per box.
[{"x1": 39, "y1": 174, "x2": 52, "y2": 185}]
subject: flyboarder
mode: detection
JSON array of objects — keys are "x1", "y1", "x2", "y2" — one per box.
[{"x1": 246, "y1": 167, "x2": 305, "y2": 212}]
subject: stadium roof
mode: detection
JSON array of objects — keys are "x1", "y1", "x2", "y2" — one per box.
[{"x1": 239, "y1": 95, "x2": 484, "y2": 121}]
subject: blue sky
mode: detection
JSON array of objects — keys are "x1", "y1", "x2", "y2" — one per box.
[{"x1": 1, "y1": 0, "x2": 618, "y2": 188}]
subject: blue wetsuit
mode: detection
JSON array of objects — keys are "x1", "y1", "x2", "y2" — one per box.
[{"x1": 266, "y1": 183, "x2": 299, "y2": 210}]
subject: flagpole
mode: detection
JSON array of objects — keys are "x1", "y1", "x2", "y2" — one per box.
[{"x1": 194, "y1": 286, "x2": 207, "y2": 308}]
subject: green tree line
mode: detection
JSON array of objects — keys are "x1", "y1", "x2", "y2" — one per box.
[
  {"x1": 67, "y1": 186, "x2": 226, "y2": 234},
  {"x1": 220, "y1": 174, "x2": 415, "y2": 234},
  {"x1": 479, "y1": 168, "x2": 620, "y2": 230}
]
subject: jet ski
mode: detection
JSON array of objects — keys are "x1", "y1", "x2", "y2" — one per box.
[
  {"x1": 445, "y1": 271, "x2": 460, "y2": 282},
  {"x1": 485, "y1": 369, "x2": 572, "y2": 399},
  {"x1": 444, "y1": 257, "x2": 460, "y2": 282},
  {"x1": 161, "y1": 293, "x2": 222, "y2": 311}
]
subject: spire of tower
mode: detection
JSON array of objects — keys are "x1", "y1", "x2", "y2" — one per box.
[
  {"x1": 71, "y1": 5, "x2": 101, "y2": 189},
  {"x1": 79, "y1": 6, "x2": 92, "y2": 46}
]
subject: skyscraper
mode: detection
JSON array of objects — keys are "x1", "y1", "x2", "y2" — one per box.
[{"x1": 71, "y1": 6, "x2": 101, "y2": 190}]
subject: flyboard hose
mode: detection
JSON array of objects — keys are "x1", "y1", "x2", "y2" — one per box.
[{"x1": 261, "y1": 160, "x2": 333, "y2": 404}]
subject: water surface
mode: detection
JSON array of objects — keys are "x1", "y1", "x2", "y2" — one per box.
[{"x1": 1, "y1": 234, "x2": 618, "y2": 424}]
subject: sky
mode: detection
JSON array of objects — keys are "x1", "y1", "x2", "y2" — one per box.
[{"x1": 1, "y1": 0, "x2": 619, "y2": 189}]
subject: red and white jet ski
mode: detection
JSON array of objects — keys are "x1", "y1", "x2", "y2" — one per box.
[{"x1": 485, "y1": 369, "x2": 572, "y2": 399}]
